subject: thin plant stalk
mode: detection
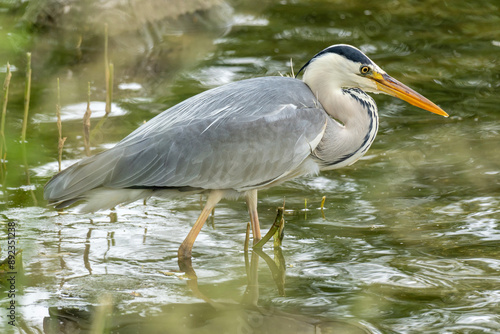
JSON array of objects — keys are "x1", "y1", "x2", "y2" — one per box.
[
  {"x1": 21, "y1": 52, "x2": 31, "y2": 143},
  {"x1": 107, "y1": 62, "x2": 113, "y2": 115},
  {"x1": 90, "y1": 24, "x2": 113, "y2": 139},
  {"x1": 83, "y1": 82, "x2": 92, "y2": 156},
  {"x1": 19, "y1": 53, "x2": 37, "y2": 205},
  {"x1": 1, "y1": 63, "x2": 11, "y2": 189},
  {"x1": 304, "y1": 197, "x2": 307, "y2": 220},
  {"x1": 1, "y1": 63, "x2": 11, "y2": 162},
  {"x1": 320, "y1": 195, "x2": 326, "y2": 219},
  {"x1": 320, "y1": 195, "x2": 326, "y2": 210},
  {"x1": 104, "y1": 24, "x2": 111, "y2": 115},
  {"x1": 56, "y1": 78, "x2": 67, "y2": 171}
]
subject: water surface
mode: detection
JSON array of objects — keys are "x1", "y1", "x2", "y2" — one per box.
[{"x1": 1, "y1": 0, "x2": 499, "y2": 333}]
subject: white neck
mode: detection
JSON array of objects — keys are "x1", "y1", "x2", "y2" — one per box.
[{"x1": 302, "y1": 55, "x2": 379, "y2": 169}]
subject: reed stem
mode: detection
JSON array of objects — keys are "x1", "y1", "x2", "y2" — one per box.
[
  {"x1": 56, "y1": 78, "x2": 66, "y2": 171},
  {"x1": 83, "y1": 82, "x2": 92, "y2": 156},
  {"x1": 104, "y1": 24, "x2": 112, "y2": 114},
  {"x1": 106, "y1": 62, "x2": 113, "y2": 115},
  {"x1": 1, "y1": 63, "x2": 11, "y2": 162},
  {"x1": 320, "y1": 196, "x2": 326, "y2": 219},
  {"x1": 21, "y1": 53, "x2": 31, "y2": 143}
]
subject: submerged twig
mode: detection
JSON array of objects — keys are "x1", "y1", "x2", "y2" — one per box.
[
  {"x1": 83, "y1": 82, "x2": 92, "y2": 156},
  {"x1": 241, "y1": 251, "x2": 260, "y2": 306},
  {"x1": 253, "y1": 247, "x2": 286, "y2": 296},
  {"x1": 244, "y1": 222, "x2": 250, "y2": 253},
  {"x1": 273, "y1": 243, "x2": 286, "y2": 292},
  {"x1": 243, "y1": 222, "x2": 251, "y2": 280},
  {"x1": 21, "y1": 138, "x2": 37, "y2": 206},
  {"x1": 56, "y1": 78, "x2": 67, "y2": 172},
  {"x1": 21, "y1": 53, "x2": 31, "y2": 143}
]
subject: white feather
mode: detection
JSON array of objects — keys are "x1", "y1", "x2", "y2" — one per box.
[{"x1": 77, "y1": 188, "x2": 153, "y2": 213}]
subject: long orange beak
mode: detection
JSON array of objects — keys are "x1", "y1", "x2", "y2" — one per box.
[{"x1": 372, "y1": 72, "x2": 448, "y2": 117}]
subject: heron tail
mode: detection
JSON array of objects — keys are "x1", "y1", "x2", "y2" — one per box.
[{"x1": 44, "y1": 149, "x2": 152, "y2": 213}]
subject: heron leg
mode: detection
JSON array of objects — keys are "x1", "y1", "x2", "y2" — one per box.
[
  {"x1": 178, "y1": 190, "x2": 224, "y2": 260},
  {"x1": 245, "y1": 189, "x2": 262, "y2": 244}
]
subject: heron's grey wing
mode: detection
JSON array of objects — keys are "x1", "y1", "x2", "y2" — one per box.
[
  {"x1": 105, "y1": 104, "x2": 328, "y2": 191},
  {"x1": 44, "y1": 76, "x2": 327, "y2": 203}
]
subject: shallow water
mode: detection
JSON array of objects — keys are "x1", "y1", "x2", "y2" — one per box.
[{"x1": 1, "y1": 0, "x2": 500, "y2": 333}]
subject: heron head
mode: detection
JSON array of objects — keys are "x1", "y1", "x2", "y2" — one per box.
[{"x1": 297, "y1": 44, "x2": 448, "y2": 117}]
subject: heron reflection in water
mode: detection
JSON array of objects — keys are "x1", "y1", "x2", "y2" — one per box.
[{"x1": 44, "y1": 44, "x2": 448, "y2": 259}]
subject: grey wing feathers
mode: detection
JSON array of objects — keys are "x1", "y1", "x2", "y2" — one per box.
[
  {"x1": 120, "y1": 105, "x2": 327, "y2": 190},
  {"x1": 44, "y1": 77, "x2": 328, "y2": 206},
  {"x1": 44, "y1": 147, "x2": 127, "y2": 205}
]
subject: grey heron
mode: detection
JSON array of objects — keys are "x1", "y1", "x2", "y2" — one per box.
[{"x1": 44, "y1": 44, "x2": 448, "y2": 259}]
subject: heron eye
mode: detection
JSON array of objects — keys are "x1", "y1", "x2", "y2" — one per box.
[{"x1": 360, "y1": 66, "x2": 370, "y2": 74}]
